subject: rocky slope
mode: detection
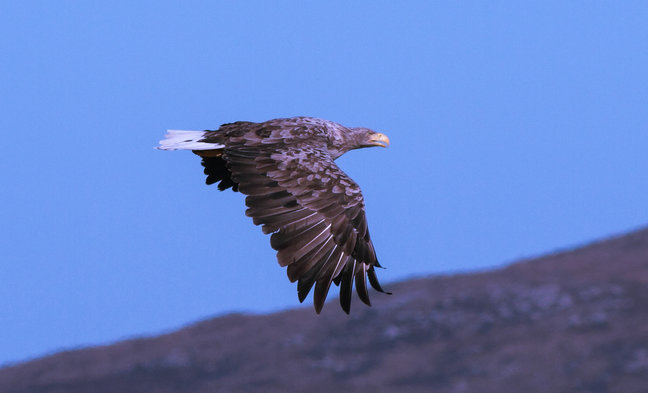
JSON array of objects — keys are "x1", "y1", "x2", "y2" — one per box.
[{"x1": 2, "y1": 227, "x2": 648, "y2": 393}]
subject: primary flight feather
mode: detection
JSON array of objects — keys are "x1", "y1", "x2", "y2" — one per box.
[{"x1": 158, "y1": 116, "x2": 390, "y2": 314}]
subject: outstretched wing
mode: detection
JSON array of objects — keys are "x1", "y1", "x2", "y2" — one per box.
[{"x1": 218, "y1": 140, "x2": 387, "y2": 313}]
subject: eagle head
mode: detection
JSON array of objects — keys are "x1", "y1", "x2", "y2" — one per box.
[
  {"x1": 349, "y1": 127, "x2": 390, "y2": 149},
  {"x1": 318, "y1": 119, "x2": 390, "y2": 159}
]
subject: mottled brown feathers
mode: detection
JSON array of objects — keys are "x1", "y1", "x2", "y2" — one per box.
[{"x1": 182, "y1": 116, "x2": 389, "y2": 313}]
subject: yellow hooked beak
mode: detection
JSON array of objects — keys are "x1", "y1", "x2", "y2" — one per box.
[{"x1": 369, "y1": 133, "x2": 390, "y2": 148}]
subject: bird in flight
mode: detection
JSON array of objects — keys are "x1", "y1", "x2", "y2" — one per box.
[{"x1": 158, "y1": 116, "x2": 390, "y2": 313}]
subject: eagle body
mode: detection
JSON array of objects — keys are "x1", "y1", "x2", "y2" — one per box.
[{"x1": 158, "y1": 117, "x2": 390, "y2": 313}]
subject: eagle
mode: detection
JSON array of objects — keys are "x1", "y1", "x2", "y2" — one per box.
[{"x1": 158, "y1": 116, "x2": 390, "y2": 313}]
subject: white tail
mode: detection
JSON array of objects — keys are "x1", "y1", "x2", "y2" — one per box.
[{"x1": 156, "y1": 130, "x2": 225, "y2": 151}]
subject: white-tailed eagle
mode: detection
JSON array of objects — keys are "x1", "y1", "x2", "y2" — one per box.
[{"x1": 158, "y1": 116, "x2": 390, "y2": 313}]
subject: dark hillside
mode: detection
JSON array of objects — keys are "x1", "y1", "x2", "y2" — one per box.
[{"x1": 2, "y1": 227, "x2": 648, "y2": 393}]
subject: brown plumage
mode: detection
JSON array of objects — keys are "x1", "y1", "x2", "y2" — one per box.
[{"x1": 158, "y1": 116, "x2": 390, "y2": 313}]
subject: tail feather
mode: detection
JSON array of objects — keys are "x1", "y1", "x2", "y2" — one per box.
[{"x1": 156, "y1": 130, "x2": 225, "y2": 151}]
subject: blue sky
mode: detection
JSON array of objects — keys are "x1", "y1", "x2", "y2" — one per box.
[{"x1": 1, "y1": 1, "x2": 647, "y2": 365}]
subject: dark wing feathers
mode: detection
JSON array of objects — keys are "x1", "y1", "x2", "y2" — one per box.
[
  {"x1": 368, "y1": 266, "x2": 390, "y2": 294},
  {"x1": 198, "y1": 155, "x2": 239, "y2": 191},
  {"x1": 355, "y1": 264, "x2": 371, "y2": 306},
  {"x1": 196, "y1": 121, "x2": 387, "y2": 313},
  {"x1": 285, "y1": 235, "x2": 336, "y2": 279},
  {"x1": 339, "y1": 260, "x2": 356, "y2": 313},
  {"x1": 312, "y1": 250, "x2": 348, "y2": 313}
]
